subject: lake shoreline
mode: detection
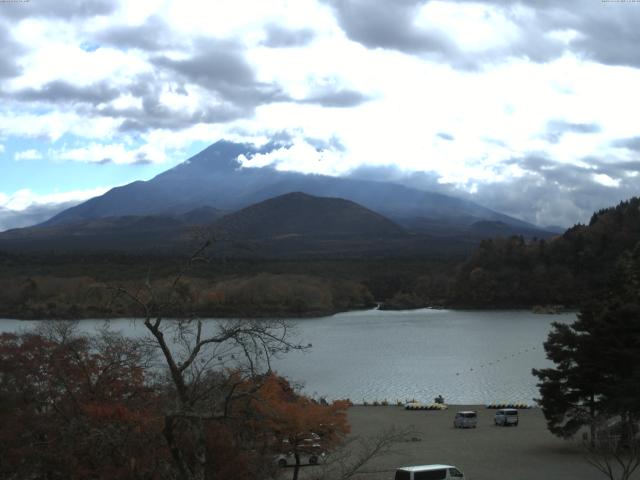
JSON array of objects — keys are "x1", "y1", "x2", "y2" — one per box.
[{"x1": 0, "y1": 303, "x2": 576, "y2": 322}]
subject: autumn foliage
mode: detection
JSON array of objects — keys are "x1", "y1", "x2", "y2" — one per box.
[
  {"x1": 0, "y1": 329, "x2": 350, "y2": 480},
  {"x1": 0, "y1": 330, "x2": 164, "y2": 480}
]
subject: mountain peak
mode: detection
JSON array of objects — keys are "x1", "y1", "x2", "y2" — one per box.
[
  {"x1": 215, "y1": 192, "x2": 404, "y2": 239},
  {"x1": 171, "y1": 140, "x2": 254, "y2": 173}
]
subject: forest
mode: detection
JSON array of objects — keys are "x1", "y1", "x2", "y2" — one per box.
[{"x1": 2, "y1": 197, "x2": 640, "y2": 318}]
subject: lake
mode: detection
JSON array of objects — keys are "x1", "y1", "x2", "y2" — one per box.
[{"x1": 0, "y1": 308, "x2": 575, "y2": 404}]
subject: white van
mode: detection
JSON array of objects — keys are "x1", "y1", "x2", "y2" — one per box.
[
  {"x1": 395, "y1": 464, "x2": 465, "y2": 480},
  {"x1": 453, "y1": 411, "x2": 477, "y2": 428},
  {"x1": 494, "y1": 408, "x2": 519, "y2": 426}
]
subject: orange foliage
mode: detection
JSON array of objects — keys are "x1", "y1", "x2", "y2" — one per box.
[{"x1": 249, "y1": 374, "x2": 351, "y2": 454}]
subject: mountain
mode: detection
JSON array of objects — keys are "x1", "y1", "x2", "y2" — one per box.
[
  {"x1": 215, "y1": 192, "x2": 404, "y2": 239},
  {"x1": 0, "y1": 208, "x2": 224, "y2": 252},
  {"x1": 0, "y1": 192, "x2": 474, "y2": 256},
  {"x1": 42, "y1": 140, "x2": 552, "y2": 238}
]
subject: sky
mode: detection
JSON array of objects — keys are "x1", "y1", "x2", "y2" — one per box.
[{"x1": 1, "y1": 0, "x2": 640, "y2": 231}]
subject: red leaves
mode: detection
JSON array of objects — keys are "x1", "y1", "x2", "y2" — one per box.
[
  {"x1": 0, "y1": 331, "x2": 162, "y2": 480},
  {"x1": 248, "y1": 373, "x2": 351, "y2": 453}
]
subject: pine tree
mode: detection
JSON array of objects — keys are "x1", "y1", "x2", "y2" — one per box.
[{"x1": 533, "y1": 243, "x2": 640, "y2": 442}]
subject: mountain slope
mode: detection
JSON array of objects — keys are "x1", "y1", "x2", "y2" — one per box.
[
  {"x1": 0, "y1": 208, "x2": 224, "y2": 252},
  {"x1": 42, "y1": 140, "x2": 551, "y2": 238},
  {"x1": 215, "y1": 192, "x2": 405, "y2": 239}
]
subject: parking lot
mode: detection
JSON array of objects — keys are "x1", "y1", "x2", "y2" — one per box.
[{"x1": 289, "y1": 405, "x2": 610, "y2": 480}]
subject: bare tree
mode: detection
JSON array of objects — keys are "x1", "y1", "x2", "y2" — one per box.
[
  {"x1": 583, "y1": 418, "x2": 640, "y2": 480},
  {"x1": 110, "y1": 241, "x2": 308, "y2": 480},
  {"x1": 310, "y1": 427, "x2": 419, "y2": 480}
]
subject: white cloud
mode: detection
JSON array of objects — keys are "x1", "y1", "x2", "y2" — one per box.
[
  {"x1": 1, "y1": 0, "x2": 640, "y2": 227},
  {"x1": 0, "y1": 187, "x2": 110, "y2": 212},
  {"x1": 51, "y1": 142, "x2": 166, "y2": 165},
  {"x1": 0, "y1": 144, "x2": 5, "y2": 154},
  {"x1": 240, "y1": 136, "x2": 346, "y2": 175},
  {"x1": 593, "y1": 174, "x2": 620, "y2": 188},
  {"x1": 14, "y1": 149, "x2": 43, "y2": 161}
]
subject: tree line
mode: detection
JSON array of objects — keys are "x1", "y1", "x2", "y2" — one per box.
[{"x1": 451, "y1": 198, "x2": 640, "y2": 308}]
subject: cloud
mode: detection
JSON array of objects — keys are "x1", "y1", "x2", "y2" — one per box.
[
  {"x1": 322, "y1": 0, "x2": 458, "y2": 55},
  {"x1": 437, "y1": 132, "x2": 454, "y2": 141},
  {"x1": 0, "y1": 0, "x2": 116, "y2": 20},
  {"x1": 50, "y1": 143, "x2": 165, "y2": 165},
  {"x1": 0, "y1": 186, "x2": 109, "y2": 230},
  {"x1": 152, "y1": 40, "x2": 288, "y2": 106},
  {"x1": 299, "y1": 88, "x2": 371, "y2": 107},
  {"x1": 322, "y1": 0, "x2": 640, "y2": 69},
  {"x1": 466, "y1": 154, "x2": 640, "y2": 226},
  {"x1": 0, "y1": 202, "x2": 77, "y2": 231},
  {"x1": 613, "y1": 137, "x2": 640, "y2": 152},
  {"x1": 544, "y1": 120, "x2": 601, "y2": 143},
  {"x1": 347, "y1": 153, "x2": 640, "y2": 228},
  {"x1": 239, "y1": 136, "x2": 346, "y2": 175},
  {"x1": 14, "y1": 149, "x2": 43, "y2": 161},
  {"x1": 10, "y1": 80, "x2": 121, "y2": 106},
  {"x1": 91, "y1": 15, "x2": 182, "y2": 52},
  {"x1": 0, "y1": 22, "x2": 24, "y2": 79},
  {"x1": 0, "y1": 144, "x2": 4, "y2": 154},
  {"x1": 262, "y1": 24, "x2": 315, "y2": 47}
]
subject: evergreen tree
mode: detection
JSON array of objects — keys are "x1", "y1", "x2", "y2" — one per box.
[{"x1": 533, "y1": 243, "x2": 640, "y2": 441}]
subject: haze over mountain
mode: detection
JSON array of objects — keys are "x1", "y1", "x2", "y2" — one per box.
[
  {"x1": 42, "y1": 140, "x2": 552, "y2": 240},
  {"x1": 0, "y1": 192, "x2": 412, "y2": 256}
]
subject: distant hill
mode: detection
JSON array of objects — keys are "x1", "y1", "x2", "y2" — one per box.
[
  {"x1": 449, "y1": 197, "x2": 640, "y2": 308},
  {"x1": 215, "y1": 192, "x2": 404, "y2": 239},
  {"x1": 41, "y1": 140, "x2": 553, "y2": 239},
  {"x1": 0, "y1": 208, "x2": 224, "y2": 252},
  {"x1": 0, "y1": 192, "x2": 477, "y2": 257}
]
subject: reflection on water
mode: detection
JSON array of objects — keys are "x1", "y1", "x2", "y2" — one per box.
[{"x1": 0, "y1": 309, "x2": 575, "y2": 404}]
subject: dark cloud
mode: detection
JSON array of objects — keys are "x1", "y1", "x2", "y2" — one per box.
[
  {"x1": 102, "y1": 73, "x2": 252, "y2": 133},
  {"x1": 152, "y1": 40, "x2": 288, "y2": 107},
  {"x1": 0, "y1": 23, "x2": 23, "y2": 79},
  {"x1": 0, "y1": 201, "x2": 78, "y2": 232},
  {"x1": 613, "y1": 137, "x2": 640, "y2": 152},
  {"x1": 322, "y1": 0, "x2": 458, "y2": 56},
  {"x1": 468, "y1": 155, "x2": 640, "y2": 227},
  {"x1": 92, "y1": 16, "x2": 181, "y2": 52},
  {"x1": 348, "y1": 154, "x2": 640, "y2": 227},
  {"x1": 299, "y1": 88, "x2": 371, "y2": 107},
  {"x1": 0, "y1": 0, "x2": 116, "y2": 20},
  {"x1": 544, "y1": 120, "x2": 601, "y2": 143},
  {"x1": 11, "y1": 80, "x2": 120, "y2": 105},
  {"x1": 262, "y1": 24, "x2": 315, "y2": 48},
  {"x1": 454, "y1": 0, "x2": 640, "y2": 68},
  {"x1": 320, "y1": 0, "x2": 563, "y2": 68},
  {"x1": 323, "y1": 0, "x2": 640, "y2": 69},
  {"x1": 5, "y1": 35, "x2": 292, "y2": 133}
]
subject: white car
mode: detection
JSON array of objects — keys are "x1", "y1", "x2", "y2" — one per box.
[
  {"x1": 453, "y1": 411, "x2": 478, "y2": 428},
  {"x1": 275, "y1": 447, "x2": 325, "y2": 467},
  {"x1": 395, "y1": 464, "x2": 465, "y2": 479},
  {"x1": 494, "y1": 408, "x2": 519, "y2": 426}
]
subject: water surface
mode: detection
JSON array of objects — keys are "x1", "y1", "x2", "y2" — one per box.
[{"x1": 0, "y1": 309, "x2": 574, "y2": 404}]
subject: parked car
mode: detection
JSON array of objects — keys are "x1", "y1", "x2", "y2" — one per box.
[
  {"x1": 494, "y1": 408, "x2": 519, "y2": 426},
  {"x1": 275, "y1": 440, "x2": 325, "y2": 467},
  {"x1": 395, "y1": 464, "x2": 465, "y2": 479},
  {"x1": 453, "y1": 410, "x2": 477, "y2": 428}
]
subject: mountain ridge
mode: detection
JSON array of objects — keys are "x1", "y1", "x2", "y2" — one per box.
[{"x1": 41, "y1": 140, "x2": 552, "y2": 240}]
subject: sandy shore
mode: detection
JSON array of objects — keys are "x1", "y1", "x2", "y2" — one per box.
[{"x1": 336, "y1": 405, "x2": 604, "y2": 480}]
